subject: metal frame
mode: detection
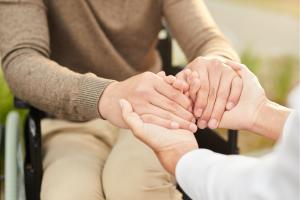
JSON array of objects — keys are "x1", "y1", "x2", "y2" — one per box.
[{"x1": 14, "y1": 99, "x2": 44, "y2": 200}]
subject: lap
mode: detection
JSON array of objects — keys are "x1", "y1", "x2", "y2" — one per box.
[
  {"x1": 40, "y1": 118, "x2": 119, "y2": 200},
  {"x1": 103, "y1": 129, "x2": 182, "y2": 200}
]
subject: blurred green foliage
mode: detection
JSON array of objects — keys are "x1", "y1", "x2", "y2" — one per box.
[
  {"x1": 0, "y1": 69, "x2": 13, "y2": 125},
  {"x1": 240, "y1": 48, "x2": 262, "y2": 74},
  {"x1": 240, "y1": 49, "x2": 299, "y2": 105}
]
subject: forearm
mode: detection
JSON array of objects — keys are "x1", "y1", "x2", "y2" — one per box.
[
  {"x1": 2, "y1": 49, "x2": 113, "y2": 121},
  {"x1": 251, "y1": 100, "x2": 292, "y2": 140}
]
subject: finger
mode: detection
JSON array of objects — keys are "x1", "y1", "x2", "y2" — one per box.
[
  {"x1": 173, "y1": 79, "x2": 189, "y2": 92},
  {"x1": 119, "y1": 99, "x2": 144, "y2": 132},
  {"x1": 193, "y1": 67, "x2": 209, "y2": 118},
  {"x1": 165, "y1": 75, "x2": 176, "y2": 84},
  {"x1": 140, "y1": 114, "x2": 180, "y2": 129},
  {"x1": 165, "y1": 75, "x2": 188, "y2": 92},
  {"x1": 143, "y1": 103, "x2": 198, "y2": 132},
  {"x1": 208, "y1": 73, "x2": 234, "y2": 129},
  {"x1": 157, "y1": 71, "x2": 166, "y2": 78},
  {"x1": 226, "y1": 76, "x2": 243, "y2": 110},
  {"x1": 198, "y1": 65, "x2": 223, "y2": 129},
  {"x1": 187, "y1": 71, "x2": 198, "y2": 84},
  {"x1": 149, "y1": 91, "x2": 195, "y2": 123},
  {"x1": 225, "y1": 61, "x2": 254, "y2": 78},
  {"x1": 176, "y1": 68, "x2": 192, "y2": 80},
  {"x1": 224, "y1": 60, "x2": 242, "y2": 71},
  {"x1": 154, "y1": 79, "x2": 192, "y2": 110},
  {"x1": 189, "y1": 77, "x2": 201, "y2": 102}
]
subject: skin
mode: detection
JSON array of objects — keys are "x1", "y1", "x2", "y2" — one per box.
[
  {"x1": 99, "y1": 56, "x2": 243, "y2": 134},
  {"x1": 120, "y1": 61, "x2": 292, "y2": 175},
  {"x1": 99, "y1": 71, "x2": 197, "y2": 132},
  {"x1": 176, "y1": 56, "x2": 243, "y2": 130}
]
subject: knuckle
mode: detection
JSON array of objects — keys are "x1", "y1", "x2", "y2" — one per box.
[
  {"x1": 210, "y1": 59, "x2": 222, "y2": 67},
  {"x1": 141, "y1": 71, "x2": 155, "y2": 80},
  {"x1": 134, "y1": 85, "x2": 150, "y2": 98}
]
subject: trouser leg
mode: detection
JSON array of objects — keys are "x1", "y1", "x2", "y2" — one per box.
[
  {"x1": 40, "y1": 119, "x2": 119, "y2": 200},
  {"x1": 103, "y1": 129, "x2": 183, "y2": 200}
]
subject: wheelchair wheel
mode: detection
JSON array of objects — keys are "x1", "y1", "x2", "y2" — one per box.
[{"x1": 4, "y1": 111, "x2": 25, "y2": 200}]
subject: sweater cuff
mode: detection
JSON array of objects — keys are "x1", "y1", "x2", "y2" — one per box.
[{"x1": 76, "y1": 74, "x2": 115, "y2": 120}]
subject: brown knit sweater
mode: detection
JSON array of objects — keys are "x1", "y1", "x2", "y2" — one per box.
[{"x1": 0, "y1": 0, "x2": 239, "y2": 121}]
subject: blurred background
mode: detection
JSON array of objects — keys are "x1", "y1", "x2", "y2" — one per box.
[{"x1": 0, "y1": 0, "x2": 299, "y2": 160}]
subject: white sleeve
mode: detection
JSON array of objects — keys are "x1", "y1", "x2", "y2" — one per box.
[{"x1": 176, "y1": 111, "x2": 299, "y2": 200}]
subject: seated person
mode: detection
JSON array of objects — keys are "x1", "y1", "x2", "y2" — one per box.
[
  {"x1": 1, "y1": 1, "x2": 242, "y2": 199},
  {"x1": 120, "y1": 61, "x2": 299, "y2": 200}
]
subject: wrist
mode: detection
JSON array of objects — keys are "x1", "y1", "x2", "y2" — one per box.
[
  {"x1": 160, "y1": 141, "x2": 198, "y2": 175},
  {"x1": 98, "y1": 81, "x2": 119, "y2": 119},
  {"x1": 251, "y1": 100, "x2": 292, "y2": 140}
]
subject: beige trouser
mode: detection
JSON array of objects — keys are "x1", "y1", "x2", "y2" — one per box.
[{"x1": 40, "y1": 118, "x2": 183, "y2": 200}]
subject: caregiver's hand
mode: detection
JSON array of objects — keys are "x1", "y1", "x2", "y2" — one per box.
[
  {"x1": 99, "y1": 72, "x2": 197, "y2": 132},
  {"x1": 119, "y1": 98, "x2": 198, "y2": 175},
  {"x1": 219, "y1": 61, "x2": 291, "y2": 139},
  {"x1": 176, "y1": 57, "x2": 243, "y2": 130}
]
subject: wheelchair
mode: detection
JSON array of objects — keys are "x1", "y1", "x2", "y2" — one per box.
[{"x1": 1, "y1": 29, "x2": 239, "y2": 200}]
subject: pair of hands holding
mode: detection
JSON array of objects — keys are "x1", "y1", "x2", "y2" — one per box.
[
  {"x1": 118, "y1": 60, "x2": 271, "y2": 175},
  {"x1": 99, "y1": 56, "x2": 245, "y2": 132}
]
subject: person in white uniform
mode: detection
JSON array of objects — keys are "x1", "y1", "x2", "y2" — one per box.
[{"x1": 119, "y1": 60, "x2": 299, "y2": 200}]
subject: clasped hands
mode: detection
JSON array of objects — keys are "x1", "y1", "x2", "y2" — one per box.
[
  {"x1": 99, "y1": 56, "x2": 268, "y2": 174},
  {"x1": 99, "y1": 56, "x2": 246, "y2": 132}
]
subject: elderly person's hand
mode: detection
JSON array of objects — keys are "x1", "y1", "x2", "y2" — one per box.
[
  {"x1": 176, "y1": 57, "x2": 243, "y2": 130},
  {"x1": 119, "y1": 98, "x2": 198, "y2": 175}
]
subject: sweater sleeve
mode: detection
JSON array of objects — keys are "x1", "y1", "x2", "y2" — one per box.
[
  {"x1": 162, "y1": 0, "x2": 239, "y2": 62},
  {"x1": 0, "y1": 0, "x2": 114, "y2": 121},
  {"x1": 175, "y1": 111, "x2": 299, "y2": 200}
]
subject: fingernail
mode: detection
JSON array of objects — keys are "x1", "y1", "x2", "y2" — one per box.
[
  {"x1": 197, "y1": 120, "x2": 207, "y2": 129},
  {"x1": 189, "y1": 123, "x2": 198, "y2": 132},
  {"x1": 195, "y1": 109, "x2": 202, "y2": 118},
  {"x1": 171, "y1": 121, "x2": 180, "y2": 129},
  {"x1": 208, "y1": 119, "x2": 218, "y2": 129},
  {"x1": 226, "y1": 102, "x2": 235, "y2": 110}
]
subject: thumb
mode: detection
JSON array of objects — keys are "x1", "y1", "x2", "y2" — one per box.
[
  {"x1": 119, "y1": 99, "x2": 144, "y2": 132},
  {"x1": 225, "y1": 61, "x2": 255, "y2": 80}
]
